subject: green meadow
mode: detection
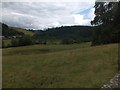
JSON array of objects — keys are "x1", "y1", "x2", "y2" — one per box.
[{"x1": 2, "y1": 42, "x2": 118, "y2": 88}]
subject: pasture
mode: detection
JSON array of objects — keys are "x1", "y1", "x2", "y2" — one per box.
[{"x1": 2, "y1": 42, "x2": 118, "y2": 88}]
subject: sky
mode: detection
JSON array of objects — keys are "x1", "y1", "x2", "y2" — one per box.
[{"x1": 1, "y1": 0, "x2": 95, "y2": 30}]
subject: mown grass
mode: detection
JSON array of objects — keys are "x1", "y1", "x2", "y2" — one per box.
[{"x1": 2, "y1": 42, "x2": 118, "y2": 88}]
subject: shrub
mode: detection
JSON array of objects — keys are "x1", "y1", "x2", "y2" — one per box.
[{"x1": 19, "y1": 35, "x2": 32, "y2": 46}]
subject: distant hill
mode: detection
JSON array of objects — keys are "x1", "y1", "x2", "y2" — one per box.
[
  {"x1": 1, "y1": 23, "x2": 24, "y2": 37},
  {"x1": 1, "y1": 23, "x2": 34, "y2": 37},
  {"x1": 34, "y1": 26, "x2": 93, "y2": 43},
  {"x1": 2, "y1": 23, "x2": 93, "y2": 46}
]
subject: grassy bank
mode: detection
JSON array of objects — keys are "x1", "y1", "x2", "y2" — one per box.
[{"x1": 2, "y1": 42, "x2": 118, "y2": 88}]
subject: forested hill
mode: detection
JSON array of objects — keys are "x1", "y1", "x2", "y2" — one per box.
[{"x1": 33, "y1": 26, "x2": 93, "y2": 43}]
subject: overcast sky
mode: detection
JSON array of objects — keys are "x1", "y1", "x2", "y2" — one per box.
[{"x1": 1, "y1": 0, "x2": 95, "y2": 30}]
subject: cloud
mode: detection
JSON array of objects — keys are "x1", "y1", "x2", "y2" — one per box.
[
  {"x1": 2, "y1": 0, "x2": 95, "y2": 3},
  {"x1": 73, "y1": 14, "x2": 90, "y2": 25},
  {"x1": 1, "y1": 1, "x2": 95, "y2": 29}
]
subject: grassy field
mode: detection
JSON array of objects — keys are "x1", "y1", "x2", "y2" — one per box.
[{"x1": 2, "y1": 42, "x2": 118, "y2": 88}]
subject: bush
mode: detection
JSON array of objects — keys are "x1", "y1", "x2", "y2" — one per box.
[
  {"x1": 11, "y1": 39, "x2": 19, "y2": 47},
  {"x1": 2, "y1": 40, "x2": 4, "y2": 48},
  {"x1": 61, "y1": 38, "x2": 74, "y2": 44},
  {"x1": 19, "y1": 35, "x2": 32, "y2": 46},
  {"x1": 11, "y1": 35, "x2": 32, "y2": 47}
]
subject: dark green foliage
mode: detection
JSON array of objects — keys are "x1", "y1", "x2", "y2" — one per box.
[
  {"x1": 8, "y1": 36, "x2": 33, "y2": 47},
  {"x1": 19, "y1": 35, "x2": 32, "y2": 46},
  {"x1": 33, "y1": 26, "x2": 93, "y2": 44},
  {"x1": 91, "y1": 1, "x2": 120, "y2": 46},
  {"x1": 2, "y1": 40, "x2": 5, "y2": 48},
  {"x1": 11, "y1": 39, "x2": 19, "y2": 47},
  {"x1": 61, "y1": 38, "x2": 74, "y2": 44},
  {"x1": 2, "y1": 23, "x2": 24, "y2": 37},
  {"x1": 91, "y1": 2, "x2": 118, "y2": 25}
]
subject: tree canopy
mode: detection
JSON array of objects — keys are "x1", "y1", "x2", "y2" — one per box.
[{"x1": 91, "y1": 1, "x2": 120, "y2": 45}]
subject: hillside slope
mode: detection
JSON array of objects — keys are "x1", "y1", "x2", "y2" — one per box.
[
  {"x1": 10, "y1": 27, "x2": 34, "y2": 36},
  {"x1": 34, "y1": 26, "x2": 93, "y2": 43},
  {"x1": 1, "y1": 23, "x2": 34, "y2": 37}
]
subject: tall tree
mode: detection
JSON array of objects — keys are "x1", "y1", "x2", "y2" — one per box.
[{"x1": 91, "y1": 1, "x2": 120, "y2": 45}]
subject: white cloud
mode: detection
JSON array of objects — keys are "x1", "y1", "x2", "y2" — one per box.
[
  {"x1": 73, "y1": 14, "x2": 90, "y2": 25},
  {"x1": 1, "y1": 2, "x2": 95, "y2": 29},
  {"x1": 2, "y1": 0, "x2": 95, "y2": 3},
  {"x1": 73, "y1": 15, "x2": 84, "y2": 25}
]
